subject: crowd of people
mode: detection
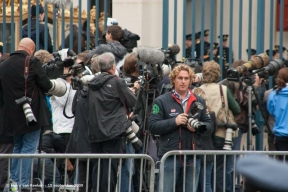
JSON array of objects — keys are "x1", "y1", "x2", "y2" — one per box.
[{"x1": 1, "y1": 3, "x2": 288, "y2": 192}]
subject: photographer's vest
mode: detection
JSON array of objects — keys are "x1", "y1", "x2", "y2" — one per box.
[{"x1": 200, "y1": 83, "x2": 228, "y2": 138}]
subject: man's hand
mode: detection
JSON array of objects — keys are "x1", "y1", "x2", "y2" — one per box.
[
  {"x1": 134, "y1": 81, "x2": 140, "y2": 90},
  {"x1": 187, "y1": 123, "x2": 196, "y2": 132},
  {"x1": 66, "y1": 158, "x2": 74, "y2": 171},
  {"x1": 175, "y1": 113, "x2": 188, "y2": 125}
]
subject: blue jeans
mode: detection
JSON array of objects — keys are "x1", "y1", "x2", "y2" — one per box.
[
  {"x1": 215, "y1": 154, "x2": 234, "y2": 192},
  {"x1": 199, "y1": 161, "x2": 213, "y2": 192},
  {"x1": 10, "y1": 129, "x2": 40, "y2": 186},
  {"x1": 119, "y1": 142, "x2": 135, "y2": 192},
  {"x1": 159, "y1": 156, "x2": 201, "y2": 192}
]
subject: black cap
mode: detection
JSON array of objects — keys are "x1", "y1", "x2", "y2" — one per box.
[
  {"x1": 274, "y1": 45, "x2": 287, "y2": 52},
  {"x1": 218, "y1": 34, "x2": 229, "y2": 42},
  {"x1": 236, "y1": 155, "x2": 288, "y2": 191},
  {"x1": 186, "y1": 34, "x2": 192, "y2": 40},
  {"x1": 31, "y1": 4, "x2": 44, "y2": 16},
  {"x1": 197, "y1": 30, "x2": 209, "y2": 37},
  {"x1": 246, "y1": 48, "x2": 257, "y2": 55},
  {"x1": 213, "y1": 42, "x2": 219, "y2": 49},
  {"x1": 266, "y1": 49, "x2": 277, "y2": 57}
]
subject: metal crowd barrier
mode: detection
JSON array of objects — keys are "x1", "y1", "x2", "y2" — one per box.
[
  {"x1": 158, "y1": 150, "x2": 288, "y2": 192},
  {"x1": 0, "y1": 153, "x2": 155, "y2": 192}
]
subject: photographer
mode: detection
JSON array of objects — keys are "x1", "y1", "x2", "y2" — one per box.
[
  {"x1": 50, "y1": 63, "x2": 76, "y2": 145},
  {"x1": 87, "y1": 52, "x2": 136, "y2": 192},
  {"x1": 200, "y1": 61, "x2": 240, "y2": 192},
  {"x1": 84, "y1": 25, "x2": 127, "y2": 64},
  {"x1": 267, "y1": 68, "x2": 288, "y2": 152},
  {"x1": 149, "y1": 64, "x2": 213, "y2": 192},
  {"x1": 0, "y1": 38, "x2": 61, "y2": 190}
]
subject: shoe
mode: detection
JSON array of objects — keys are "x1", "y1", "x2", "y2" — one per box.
[{"x1": 3, "y1": 179, "x2": 18, "y2": 192}]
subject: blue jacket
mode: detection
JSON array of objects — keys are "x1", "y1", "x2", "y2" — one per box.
[{"x1": 267, "y1": 87, "x2": 288, "y2": 137}]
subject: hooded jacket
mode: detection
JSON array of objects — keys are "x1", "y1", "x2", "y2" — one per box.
[
  {"x1": 267, "y1": 87, "x2": 288, "y2": 137},
  {"x1": 66, "y1": 86, "x2": 91, "y2": 154},
  {"x1": 87, "y1": 73, "x2": 136, "y2": 142},
  {"x1": 85, "y1": 41, "x2": 127, "y2": 63}
]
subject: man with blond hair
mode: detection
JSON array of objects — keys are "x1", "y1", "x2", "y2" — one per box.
[{"x1": 149, "y1": 64, "x2": 213, "y2": 192}]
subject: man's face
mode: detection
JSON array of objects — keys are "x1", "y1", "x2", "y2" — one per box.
[
  {"x1": 106, "y1": 32, "x2": 112, "y2": 42},
  {"x1": 213, "y1": 48, "x2": 218, "y2": 55},
  {"x1": 173, "y1": 70, "x2": 191, "y2": 93},
  {"x1": 186, "y1": 40, "x2": 192, "y2": 49}
]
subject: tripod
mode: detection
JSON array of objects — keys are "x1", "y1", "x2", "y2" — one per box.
[{"x1": 241, "y1": 75, "x2": 273, "y2": 151}]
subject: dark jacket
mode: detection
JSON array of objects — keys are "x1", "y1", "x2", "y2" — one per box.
[
  {"x1": 66, "y1": 86, "x2": 91, "y2": 153},
  {"x1": 87, "y1": 73, "x2": 137, "y2": 142},
  {"x1": 0, "y1": 51, "x2": 52, "y2": 136},
  {"x1": 148, "y1": 90, "x2": 213, "y2": 158},
  {"x1": 85, "y1": 41, "x2": 127, "y2": 63},
  {"x1": 22, "y1": 19, "x2": 53, "y2": 53},
  {"x1": 42, "y1": 131, "x2": 66, "y2": 153},
  {"x1": 0, "y1": 89, "x2": 13, "y2": 143}
]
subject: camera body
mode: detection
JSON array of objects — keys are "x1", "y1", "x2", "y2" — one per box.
[
  {"x1": 184, "y1": 58, "x2": 203, "y2": 73},
  {"x1": 187, "y1": 101, "x2": 207, "y2": 134},
  {"x1": 15, "y1": 96, "x2": 37, "y2": 126},
  {"x1": 126, "y1": 115, "x2": 143, "y2": 151},
  {"x1": 71, "y1": 63, "x2": 93, "y2": 90}
]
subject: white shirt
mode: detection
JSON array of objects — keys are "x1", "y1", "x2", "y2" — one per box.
[{"x1": 50, "y1": 78, "x2": 76, "y2": 134}]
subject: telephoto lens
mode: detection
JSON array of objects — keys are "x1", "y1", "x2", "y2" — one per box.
[
  {"x1": 223, "y1": 128, "x2": 234, "y2": 150},
  {"x1": 15, "y1": 96, "x2": 37, "y2": 126},
  {"x1": 126, "y1": 119, "x2": 143, "y2": 151},
  {"x1": 187, "y1": 117, "x2": 207, "y2": 133}
]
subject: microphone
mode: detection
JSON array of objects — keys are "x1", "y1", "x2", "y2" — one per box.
[
  {"x1": 135, "y1": 46, "x2": 165, "y2": 65},
  {"x1": 167, "y1": 44, "x2": 180, "y2": 56},
  {"x1": 44, "y1": 0, "x2": 73, "y2": 8}
]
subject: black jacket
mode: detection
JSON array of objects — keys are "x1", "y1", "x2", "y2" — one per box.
[
  {"x1": 85, "y1": 41, "x2": 127, "y2": 63},
  {"x1": 66, "y1": 86, "x2": 91, "y2": 153},
  {"x1": 22, "y1": 19, "x2": 53, "y2": 53},
  {"x1": 0, "y1": 51, "x2": 52, "y2": 136},
  {"x1": 0, "y1": 89, "x2": 13, "y2": 143},
  {"x1": 87, "y1": 73, "x2": 136, "y2": 142},
  {"x1": 148, "y1": 90, "x2": 213, "y2": 157}
]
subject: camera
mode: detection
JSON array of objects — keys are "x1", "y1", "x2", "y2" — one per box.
[
  {"x1": 187, "y1": 101, "x2": 207, "y2": 133},
  {"x1": 126, "y1": 115, "x2": 143, "y2": 151},
  {"x1": 217, "y1": 123, "x2": 238, "y2": 150},
  {"x1": 42, "y1": 49, "x2": 77, "y2": 79},
  {"x1": 253, "y1": 59, "x2": 284, "y2": 79},
  {"x1": 71, "y1": 62, "x2": 93, "y2": 90},
  {"x1": 227, "y1": 53, "x2": 269, "y2": 81},
  {"x1": 15, "y1": 96, "x2": 37, "y2": 126},
  {"x1": 251, "y1": 119, "x2": 260, "y2": 136}
]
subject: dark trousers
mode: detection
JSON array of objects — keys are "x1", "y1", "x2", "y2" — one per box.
[
  {"x1": 0, "y1": 143, "x2": 14, "y2": 190},
  {"x1": 77, "y1": 160, "x2": 93, "y2": 192},
  {"x1": 91, "y1": 137, "x2": 123, "y2": 192},
  {"x1": 274, "y1": 136, "x2": 288, "y2": 161}
]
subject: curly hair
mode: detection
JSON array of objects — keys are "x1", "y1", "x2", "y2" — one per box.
[
  {"x1": 169, "y1": 64, "x2": 194, "y2": 87},
  {"x1": 276, "y1": 67, "x2": 288, "y2": 94},
  {"x1": 34, "y1": 49, "x2": 53, "y2": 65},
  {"x1": 202, "y1": 60, "x2": 221, "y2": 83}
]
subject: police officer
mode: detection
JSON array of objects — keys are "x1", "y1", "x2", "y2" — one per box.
[
  {"x1": 217, "y1": 34, "x2": 233, "y2": 79},
  {"x1": 195, "y1": 30, "x2": 209, "y2": 59},
  {"x1": 246, "y1": 48, "x2": 257, "y2": 60},
  {"x1": 22, "y1": 4, "x2": 53, "y2": 53}
]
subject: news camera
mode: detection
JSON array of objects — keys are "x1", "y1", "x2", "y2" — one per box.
[
  {"x1": 42, "y1": 49, "x2": 77, "y2": 79},
  {"x1": 253, "y1": 59, "x2": 284, "y2": 79}
]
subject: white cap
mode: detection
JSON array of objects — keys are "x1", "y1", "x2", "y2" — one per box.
[{"x1": 107, "y1": 18, "x2": 118, "y2": 26}]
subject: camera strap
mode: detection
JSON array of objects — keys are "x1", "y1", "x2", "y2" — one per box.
[{"x1": 24, "y1": 56, "x2": 35, "y2": 98}]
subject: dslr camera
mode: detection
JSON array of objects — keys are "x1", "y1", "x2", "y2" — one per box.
[
  {"x1": 71, "y1": 62, "x2": 93, "y2": 90},
  {"x1": 15, "y1": 96, "x2": 37, "y2": 126},
  {"x1": 187, "y1": 101, "x2": 207, "y2": 133}
]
